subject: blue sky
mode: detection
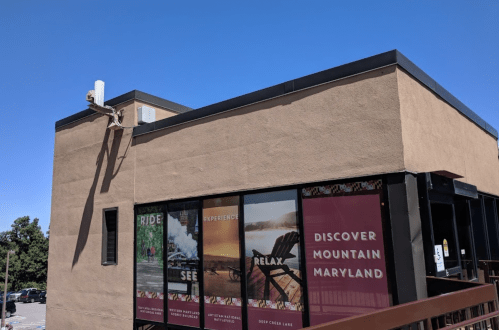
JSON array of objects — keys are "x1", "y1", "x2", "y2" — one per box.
[{"x1": 0, "y1": 1, "x2": 497, "y2": 234}]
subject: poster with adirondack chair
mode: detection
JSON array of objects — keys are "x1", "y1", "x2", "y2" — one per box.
[
  {"x1": 244, "y1": 190, "x2": 304, "y2": 307},
  {"x1": 247, "y1": 231, "x2": 303, "y2": 302}
]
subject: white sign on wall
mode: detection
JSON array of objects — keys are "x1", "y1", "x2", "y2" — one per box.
[{"x1": 435, "y1": 245, "x2": 445, "y2": 272}]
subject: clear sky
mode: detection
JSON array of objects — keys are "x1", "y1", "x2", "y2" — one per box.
[{"x1": 0, "y1": 1, "x2": 497, "y2": 234}]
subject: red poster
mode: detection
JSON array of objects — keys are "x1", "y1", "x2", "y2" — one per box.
[
  {"x1": 136, "y1": 296, "x2": 164, "y2": 322},
  {"x1": 168, "y1": 299, "x2": 200, "y2": 327},
  {"x1": 203, "y1": 197, "x2": 243, "y2": 330},
  {"x1": 302, "y1": 192, "x2": 389, "y2": 326}
]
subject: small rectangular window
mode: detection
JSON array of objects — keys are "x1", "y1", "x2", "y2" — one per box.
[{"x1": 102, "y1": 208, "x2": 118, "y2": 265}]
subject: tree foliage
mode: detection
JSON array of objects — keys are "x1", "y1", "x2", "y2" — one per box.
[
  {"x1": 136, "y1": 212, "x2": 164, "y2": 270},
  {"x1": 0, "y1": 216, "x2": 49, "y2": 291}
]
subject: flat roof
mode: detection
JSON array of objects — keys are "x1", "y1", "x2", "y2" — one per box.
[{"x1": 56, "y1": 50, "x2": 498, "y2": 140}]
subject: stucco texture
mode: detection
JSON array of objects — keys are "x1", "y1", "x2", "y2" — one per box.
[
  {"x1": 47, "y1": 101, "x2": 136, "y2": 329},
  {"x1": 133, "y1": 66, "x2": 404, "y2": 203},
  {"x1": 397, "y1": 68, "x2": 499, "y2": 196}
]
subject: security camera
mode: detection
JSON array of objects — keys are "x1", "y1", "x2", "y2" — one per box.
[{"x1": 86, "y1": 90, "x2": 95, "y2": 103}]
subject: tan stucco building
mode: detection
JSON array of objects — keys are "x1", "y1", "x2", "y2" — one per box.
[{"x1": 47, "y1": 50, "x2": 499, "y2": 329}]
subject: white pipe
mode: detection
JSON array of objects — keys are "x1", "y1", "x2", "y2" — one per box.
[{"x1": 94, "y1": 80, "x2": 105, "y2": 106}]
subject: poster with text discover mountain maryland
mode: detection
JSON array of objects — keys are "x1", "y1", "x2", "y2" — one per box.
[{"x1": 302, "y1": 193, "x2": 389, "y2": 326}]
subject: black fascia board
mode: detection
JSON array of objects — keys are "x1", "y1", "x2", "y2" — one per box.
[
  {"x1": 55, "y1": 108, "x2": 97, "y2": 129},
  {"x1": 132, "y1": 50, "x2": 498, "y2": 139},
  {"x1": 55, "y1": 90, "x2": 192, "y2": 129}
]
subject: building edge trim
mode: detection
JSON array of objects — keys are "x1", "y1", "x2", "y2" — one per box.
[
  {"x1": 55, "y1": 50, "x2": 498, "y2": 139},
  {"x1": 132, "y1": 50, "x2": 497, "y2": 139},
  {"x1": 55, "y1": 90, "x2": 192, "y2": 129}
]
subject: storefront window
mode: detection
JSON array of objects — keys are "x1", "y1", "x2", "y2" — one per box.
[
  {"x1": 244, "y1": 190, "x2": 304, "y2": 330},
  {"x1": 484, "y1": 198, "x2": 499, "y2": 260},
  {"x1": 470, "y1": 199, "x2": 489, "y2": 260},
  {"x1": 136, "y1": 205, "x2": 165, "y2": 323},
  {"x1": 167, "y1": 201, "x2": 201, "y2": 327},
  {"x1": 301, "y1": 180, "x2": 390, "y2": 326},
  {"x1": 202, "y1": 196, "x2": 242, "y2": 330},
  {"x1": 430, "y1": 203, "x2": 459, "y2": 270},
  {"x1": 454, "y1": 202, "x2": 477, "y2": 280}
]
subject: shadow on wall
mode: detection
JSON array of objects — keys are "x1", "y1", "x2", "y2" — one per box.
[
  {"x1": 101, "y1": 130, "x2": 132, "y2": 193},
  {"x1": 72, "y1": 126, "x2": 130, "y2": 269}
]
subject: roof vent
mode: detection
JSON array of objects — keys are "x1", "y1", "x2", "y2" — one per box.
[{"x1": 138, "y1": 106, "x2": 156, "y2": 124}]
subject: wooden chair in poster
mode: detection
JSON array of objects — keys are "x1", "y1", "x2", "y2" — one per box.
[
  {"x1": 228, "y1": 266, "x2": 241, "y2": 281},
  {"x1": 247, "y1": 231, "x2": 302, "y2": 301}
]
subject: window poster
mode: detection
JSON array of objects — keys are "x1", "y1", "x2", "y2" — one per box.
[
  {"x1": 301, "y1": 180, "x2": 390, "y2": 326},
  {"x1": 136, "y1": 205, "x2": 165, "y2": 322},
  {"x1": 244, "y1": 190, "x2": 304, "y2": 330},
  {"x1": 167, "y1": 201, "x2": 200, "y2": 327},
  {"x1": 203, "y1": 196, "x2": 243, "y2": 330}
]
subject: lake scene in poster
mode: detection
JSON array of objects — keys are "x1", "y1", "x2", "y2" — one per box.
[
  {"x1": 167, "y1": 201, "x2": 200, "y2": 327},
  {"x1": 301, "y1": 190, "x2": 390, "y2": 326},
  {"x1": 203, "y1": 196, "x2": 243, "y2": 330},
  {"x1": 136, "y1": 210, "x2": 164, "y2": 323},
  {"x1": 244, "y1": 190, "x2": 304, "y2": 330}
]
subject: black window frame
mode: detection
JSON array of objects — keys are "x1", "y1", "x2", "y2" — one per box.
[
  {"x1": 454, "y1": 199, "x2": 479, "y2": 281},
  {"x1": 483, "y1": 197, "x2": 499, "y2": 260},
  {"x1": 416, "y1": 173, "x2": 475, "y2": 280},
  {"x1": 102, "y1": 207, "x2": 118, "y2": 265},
  {"x1": 429, "y1": 201, "x2": 462, "y2": 275},
  {"x1": 133, "y1": 173, "x2": 398, "y2": 330}
]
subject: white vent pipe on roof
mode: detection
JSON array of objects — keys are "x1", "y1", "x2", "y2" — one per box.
[{"x1": 94, "y1": 80, "x2": 105, "y2": 106}]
